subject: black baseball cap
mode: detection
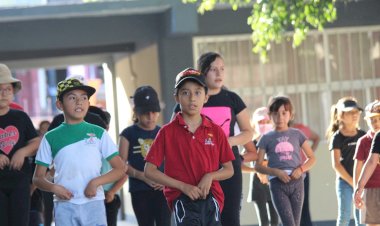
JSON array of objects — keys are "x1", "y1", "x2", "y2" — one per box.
[
  {"x1": 174, "y1": 68, "x2": 207, "y2": 89},
  {"x1": 132, "y1": 86, "x2": 161, "y2": 114}
]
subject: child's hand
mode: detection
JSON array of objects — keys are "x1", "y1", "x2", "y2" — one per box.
[
  {"x1": 152, "y1": 183, "x2": 165, "y2": 191},
  {"x1": 257, "y1": 173, "x2": 269, "y2": 184},
  {"x1": 9, "y1": 150, "x2": 25, "y2": 170},
  {"x1": 53, "y1": 184, "x2": 73, "y2": 200},
  {"x1": 275, "y1": 169, "x2": 291, "y2": 183},
  {"x1": 143, "y1": 177, "x2": 163, "y2": 190},
  {"x1": 105, "y1": 191, "x2": 115, "y2": 203},
  {"x1": 290, "y1": 167, "x2": 303, "y2": 180},
  {"x1": 181, "y1": 184, "x2": 202, "y2": 201},
  {"x1": 197, "y1": 173, "x2": 213, "y2": 199},
  {"x1": 354, "y1": 188, "x2": 364, "y2": 209},
  {"x1": 84, "y1": 180, "x2": 98, "y2": 198},
  {"x1": 0, "y1": 154, "x2": 10, "y2": 169}
]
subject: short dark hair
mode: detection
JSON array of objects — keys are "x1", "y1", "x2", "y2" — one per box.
[
  {"x1": 103, "y1": 111, "x2": 111, "y2": 125},
  {"x1": 88, "y1": 106, "x2": 108, "y2": 125}
]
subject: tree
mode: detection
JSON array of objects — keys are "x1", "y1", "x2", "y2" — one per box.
[{"x1": 183, "y1": 0, "x2": 337, "y2": 62}]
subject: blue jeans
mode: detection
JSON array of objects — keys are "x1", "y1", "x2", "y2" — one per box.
[{"x1": 336, "y1": 178, "x2": 364, "y2": 226}]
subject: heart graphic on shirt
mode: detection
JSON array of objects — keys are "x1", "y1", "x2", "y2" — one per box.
[{"x1": 0, "y1": 126, "x2": 19, "y2": 155}]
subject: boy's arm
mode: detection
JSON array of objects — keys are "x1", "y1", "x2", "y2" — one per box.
[
  {"x1": 197, "y1": 161, "x2": 234, "y2": 199},
  {"x1": 207, "y1": 161, "x2": 234, "y2": 181},
  {"x1": 10, "y1": 137, "x2": 40, "y2": 170},
  {"x1": 353, "y1": 159, "x2": 364, "y2": 190},
  {"x1": 33, "y1": 164, "x2": 73, "y2": 200},
  {"x1": 354, "y1": 153, "x2": 379, "y2": 208},
  {"x1": 85, "y1": 155, "x2": 126, "y2": 198},
  {"x1": 105, "y1": 174, "x2": 128, "y2": 203},
  {"x1": 145, "y1": 162, "x2": 202, "y2": 200},
  {"x1": 356, "y1": 153, "x2": 379, "y2": 192}
]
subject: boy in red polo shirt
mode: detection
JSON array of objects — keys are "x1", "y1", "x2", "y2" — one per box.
[{"x1": 144, "y1": 68, "x2": 235, "y2": 226}]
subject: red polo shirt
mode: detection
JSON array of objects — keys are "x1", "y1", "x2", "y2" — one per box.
[
  {"x1": 145, "y1": 113, "x2": 235, "y2": 211},
  {"x1": 354, "y1": 131, "x2": 380, "y2": 188}
]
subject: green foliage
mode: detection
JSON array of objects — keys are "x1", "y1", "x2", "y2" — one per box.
[{"x1": 183, "y1": 0, "x2": 337, "y2": 62}]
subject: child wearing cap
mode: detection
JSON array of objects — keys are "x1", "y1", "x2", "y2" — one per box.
[
  {"x1": 354, "y1": 100, "x2": 380, "y2": 225},
  {"x1": 33, "y1": 78, "x2": 125, "y2": 225},
  {"x1": 172, "y1": 53, "x2": 254, "y2": 226},
  {"x1": 326, "y1": 96, "x2": 366, "y2": 226},
  {"x1": 119, "y1": 85, "x2": 171, "y2": 226},
  {"x1": 144, "y1": 68, "x2": 235, "y2": 226},
  {"x1": 0, "y1": 63, "x2": 40, "y2": 225}
]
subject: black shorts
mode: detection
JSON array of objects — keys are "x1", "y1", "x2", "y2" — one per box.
[{"x1": 173, "y1": 194, "x2": 221, "y2": 226}]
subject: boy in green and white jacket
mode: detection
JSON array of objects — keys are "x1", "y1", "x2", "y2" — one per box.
[{"x1": 33, "y1": 78, "x2": 125, "y2": 226}]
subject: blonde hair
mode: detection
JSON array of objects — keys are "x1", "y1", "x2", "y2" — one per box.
[{"x1": 325, "y1": 96, "x2": 359, "y2": 140}]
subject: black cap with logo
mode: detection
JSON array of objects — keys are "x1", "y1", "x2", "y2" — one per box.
[{"x1": 132, "y1": 86, "x2": 161, "y2": 114}]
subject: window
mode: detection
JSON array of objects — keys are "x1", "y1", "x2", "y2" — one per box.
[{"x1": 193, "y1": 26, "x2": 380, "y2": 138}]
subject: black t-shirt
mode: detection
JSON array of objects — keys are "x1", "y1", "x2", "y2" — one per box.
[
  {"x1": 48, "y1": 112, "x2": 107, "y2": 131},
  {"x1": 120, "y1": 124, "x2": 161, "y2": 192},
  {"x1": 203, "y1": 89, "x2": 246, "y2": 138},
  {"x1": 0, "y1": 109, "x2": 38, "y2": 188},
  {"x1": 370, "y1": 131, "x2": 380, "y2": 154},
  {"x1": 329, "y1": 129, "x2": 366, "y2": 177}
]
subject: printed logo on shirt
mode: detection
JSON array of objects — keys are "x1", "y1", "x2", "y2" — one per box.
[
  {"x1": 133, "y1": 138, "x2": 154, "y2": 157},
  {"x1": 274, "y1": 136, "x2": 294, "y2": 161},
  {"x1": 205, "y1": 133, "x2": 215, "y2": 146},
  {"x1": 347, "y1": 142, "x2": 357, "y2": 146},
  {"x1": 85, "y1": 133, "x2": 97, "y2": 144},
  {"x1": 0, "y1": 126, "x2": 19, "y2": 155}
]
